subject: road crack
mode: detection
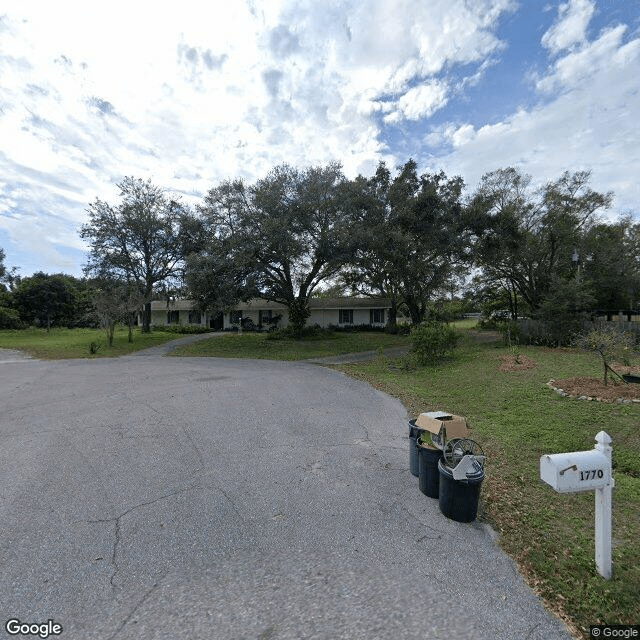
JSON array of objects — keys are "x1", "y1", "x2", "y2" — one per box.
[
  {"x1": 106, "y1": 572, "x2": 167, "y2": 640},
  {"x1": 88, "y1": 483, "x2": 201, "y2": 596}
]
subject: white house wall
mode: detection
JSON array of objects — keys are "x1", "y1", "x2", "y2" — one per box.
[
  {"x1": 151, "y1": 309, "x2": 208, "y2": 327},
  {"x1": 309, "y1": 308, "x2": 384, "y2": 326},
  {"x1": 221, "y1": 307, "x2": 386, "y2": 329},
  {"x1": 149, "y1": 299, "x2": 390, "y2": 330},
  {"x1": 222, "y1": 309, "x2": 290, "y2": 330}
]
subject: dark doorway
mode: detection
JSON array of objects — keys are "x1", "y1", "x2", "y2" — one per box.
[{"x1": 210, "y1": 312, "x2": 223, "y2": 330}]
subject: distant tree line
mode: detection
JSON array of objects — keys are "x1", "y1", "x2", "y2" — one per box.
[{"x1": 1, "y1": 162, "x2": 638, "y2": 340}]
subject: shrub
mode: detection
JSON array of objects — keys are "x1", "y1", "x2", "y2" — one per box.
[
  {"x1": 330, "y1": 323, "x2": 384, "y2": 333},
  {"x1": 266, "y1": 324, "x2": 334, "y2": 340},
  {"x1": 411, "y1": 321, "x2": 460, "y2": 365},
  {"x1": 89, "y1": 341, "x2": 101, "y2": 354},
  {"x1": 385, "y1": 323, "x2": 411, "y2": 336},
  {"x1": 153, "y1": 325, "x2": 212, "y2": 335},
  {"x1": 0, "y1": 306, "x2": 25, "y2": 329}
]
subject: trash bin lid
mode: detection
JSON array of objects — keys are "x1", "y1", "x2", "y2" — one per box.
[{"x1": 438, "y1": 457, "x2": 484, "y2": 481}]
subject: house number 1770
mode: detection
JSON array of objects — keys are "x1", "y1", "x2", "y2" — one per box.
[{"x1": 580, "y1": 469, "x2": 604, "y2": 481}]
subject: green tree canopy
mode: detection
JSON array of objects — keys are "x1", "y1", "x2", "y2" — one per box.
[
  {"x1": 342, "y1": 160, "x2": 469, "y2": 324},
  {"x1": 469, "y1": 167, "x2": 613, "y2": 318},
  {"x1": 80, "y1": 177, "x2": 189, "y2": 332},
  {"x1": 582, "y1": 217, "x2": 640, "y2": 314},
  {"x1": 12, "y1": 272, "x2": 77, "y2": 330},
  {"x1": 187, "y1": 163, "x2": 361, "y2": 335}
]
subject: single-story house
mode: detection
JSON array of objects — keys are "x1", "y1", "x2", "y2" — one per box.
[
  {"x1": 148, "y1": 298, "x2": 221, "y2": 329},
  {"x1": 149, "y1": 297, "x2": 392, "y2": 330}
]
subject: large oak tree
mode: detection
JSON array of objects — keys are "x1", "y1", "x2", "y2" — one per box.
[
  {"x1": 342, "y1": 160, "x2": 469, "y2": 324},
  {"x1": 187, "y1": 163, "x2": 361, "y2": 335},
  {"x1": 469, "y1": 167, "x2": 613, "y2": 319}
]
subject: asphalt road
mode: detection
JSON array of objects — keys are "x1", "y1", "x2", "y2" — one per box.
[{"x1": 0, "y1": 346, "x2": 573, "y2": 640}]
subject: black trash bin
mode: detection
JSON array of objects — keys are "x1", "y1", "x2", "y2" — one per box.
[
  {"x1": 417, "y1": 443, "x2": 442, "y2": 498},
  {"x1": 408, "y1": 419, "x2": 422, "y2": 477},
  {"x1": 438, "y1": 459, "x2": 484, "y2": 522}
]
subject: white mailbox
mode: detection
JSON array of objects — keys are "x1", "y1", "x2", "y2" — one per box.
[
  {"x1": 539, "y1": 431, "x2": 614, "y2": 580},
  {"x1": 540, "y1": 449, "x2": 611, "y2": 493}
]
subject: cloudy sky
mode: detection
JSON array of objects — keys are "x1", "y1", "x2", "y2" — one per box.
[{"x1": 1, "y1": 0, "x2": 639, "y2": 277}]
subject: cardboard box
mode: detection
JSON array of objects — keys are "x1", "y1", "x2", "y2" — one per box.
[{"x1": 415, "y1": 411, "x2": 469, "y2": 443}]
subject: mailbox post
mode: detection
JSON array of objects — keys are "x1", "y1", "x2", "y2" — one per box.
[
  {"x1": 594, "y1": 432, "x2": 613, "y2": 580},
  {"x1": 540, "y1": 431, "x2": 614, "y2": 579}
]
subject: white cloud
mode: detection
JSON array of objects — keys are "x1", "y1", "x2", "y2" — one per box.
[
  {"x1": 541, "y1": 0, "x2": 596, "y2": 55},
  {"x1": 537, "y1": 24, "x2": 629, "y2": 92},
  {"x1": 385, "y1": 81, "x2": 449, "y2": 123},
  {"x1": 430, "y1": 24, "x2": 640, "y2": 215},
  {"x1": 450, "y1": 124, "x2": 476, "y2": 148},
  {"x1": 12, "y1": 0, "x2": 638, "y2": 277}
]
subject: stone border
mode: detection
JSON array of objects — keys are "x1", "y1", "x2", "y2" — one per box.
[{"x1": 546, "y1": 379, "x2": 640, "y2": 404}]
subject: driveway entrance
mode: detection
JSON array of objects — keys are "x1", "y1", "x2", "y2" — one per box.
[{"x1": 0, "y1": 352, "x2": 571, "y2": 639}]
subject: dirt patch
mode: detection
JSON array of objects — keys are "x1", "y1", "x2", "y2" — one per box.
[
  {"x1": 498, "y1": 354, "x2": 537, "y2": 372},
  {"x1": 549, "y1": 376, "x2": 640, "y2": 402}
]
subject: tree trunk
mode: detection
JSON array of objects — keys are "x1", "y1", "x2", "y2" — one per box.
[
  {"x1": 387, "y1": 297, "x2": 398, "y2": 328},
  {"x1": 405, "y1": 298, "x2": 424, "y2": 325},
  {"x1": 142, "y1": 301, "x2": 151, "y2": 333}
]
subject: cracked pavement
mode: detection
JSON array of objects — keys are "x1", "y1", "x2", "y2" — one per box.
[{"x1": 0, "y1": 348, "x2": 573, "y2": 640}]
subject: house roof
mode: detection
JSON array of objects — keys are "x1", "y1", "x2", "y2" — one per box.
[
  {"x1": 151, "y1": 299, "x2": 199, "y2": 311},
  {"x1": 151, "y1": 297, "x2": 391, "y2": 311},
  {"x1": 309, "y1": 297, "x2": 391, "y2": 309},
  {"x1": 235, "y1": 297, "x2": 391, "y2": 310}
]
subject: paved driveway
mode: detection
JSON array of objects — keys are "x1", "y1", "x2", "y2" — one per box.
[{"x1": 0, "y1": 348, "x2": 572, "y2": 640}]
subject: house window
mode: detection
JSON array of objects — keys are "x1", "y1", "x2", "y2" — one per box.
[
  {"x1": 188, "y1": 310, "x2": 201, "y2": 324},
  {"x1": 259, "y1": 310, "x2": 272, "y2": 325},
  {"x1": 167, "y1": 310, "x2": 180, "y2": 324},
  {"x1": 370, "y1": 309, "x2": 385, "y2": 324},
  {"x1": 339, "y1": 309, "x2": 354, "y2": 324},
  {"x1": 230, "y1": 310, "x2": 243, "y2": 325}
]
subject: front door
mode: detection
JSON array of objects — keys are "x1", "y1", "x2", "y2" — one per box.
[{"x1": 210, "y1": 312, "x2": 223, "y2": 330}]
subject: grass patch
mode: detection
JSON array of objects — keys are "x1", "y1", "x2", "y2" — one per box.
[
  {"x1": 0, "y1": 326, "x2": 181, "y2": 359},
  {"x1": 337, "y1": 338, "x2": 640, "y2": 639},
  {"x1": 170, "y1": 330, "x2": 411, "y2": 360},
  {"x1": 451, "y1": 318, "x2": 480, "y2": 330}
]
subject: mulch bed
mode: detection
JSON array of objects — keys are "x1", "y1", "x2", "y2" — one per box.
[
  {"x1": 549, "y1": 376, "x2": 640, "y2": 402},
  {"x1": 497, "y1": 355, "x2": 640, "y2": 401},
  {"x1": 498, "y1": 354, "x2": 537, "y2": 372}
]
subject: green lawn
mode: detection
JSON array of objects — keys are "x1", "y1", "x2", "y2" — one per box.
[
  {"x1": 169, "y1": 330, "x2": 412, "y2": 360},
  {"x1": 451, "y1": 317, "x2": 480, "y2": 330},
  {"x1": 0, "y1": 326, "x2": 181, "y2": 359},
  {"x1": 337, "y1": 336, "x2": 639, "y2": 639}
]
